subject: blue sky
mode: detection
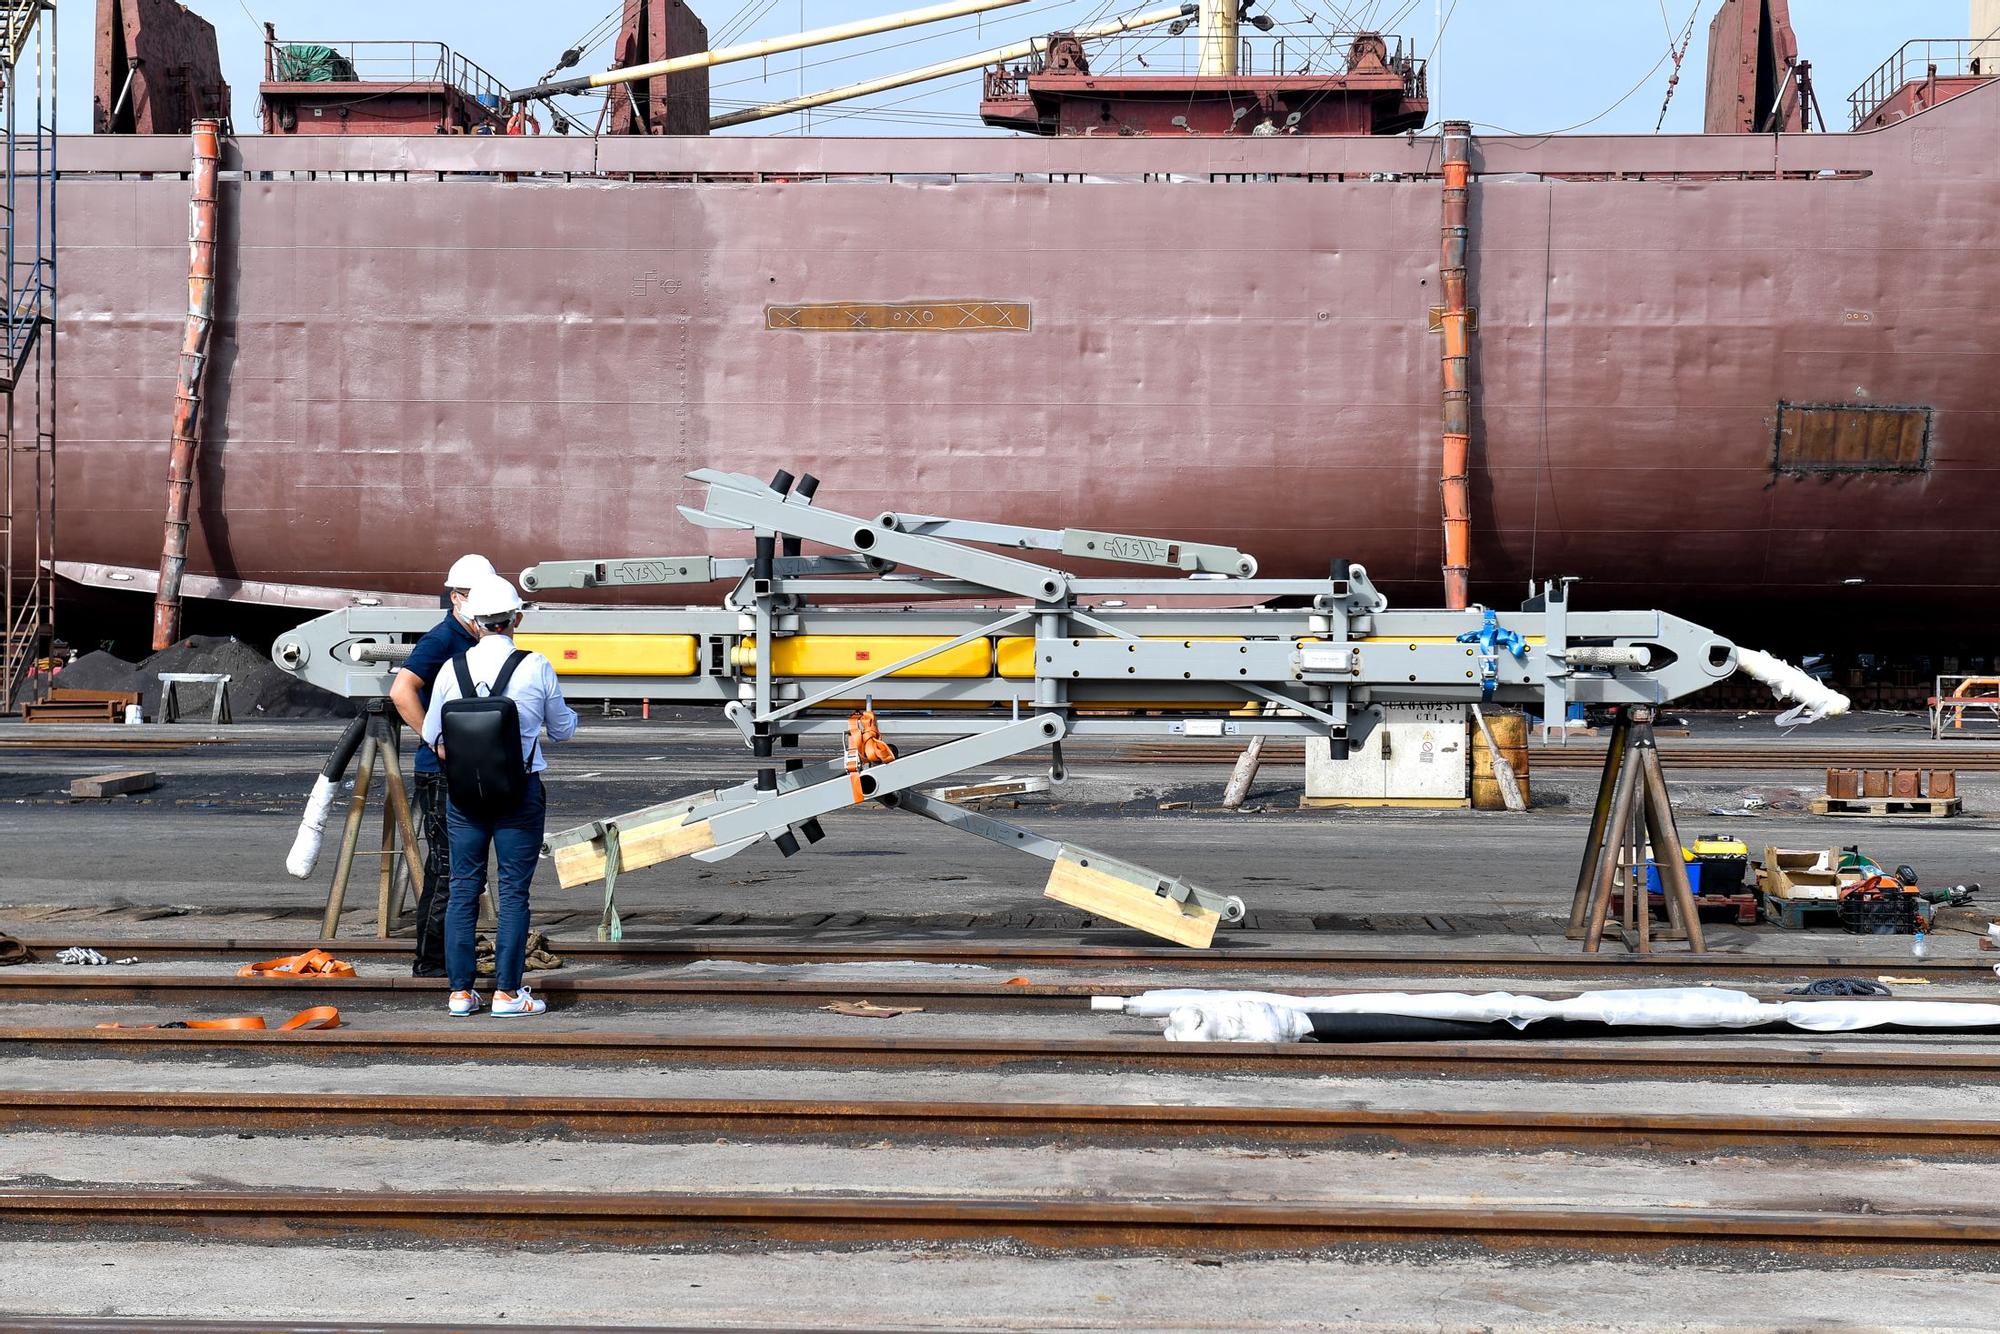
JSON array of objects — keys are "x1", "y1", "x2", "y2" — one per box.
[{"x1": 63, "y1": 0, "x2": 1973, "y2": 136}]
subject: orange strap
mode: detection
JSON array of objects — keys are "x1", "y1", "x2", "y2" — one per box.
[
  {"x1": 94, "y1": 1006, "x2": 342, "y2": 1032},
  {"x1": 237, "y1": 949, "x2": 356, "y2": 979},
  {"x1": 844, "y1": 708, "x2": 895, "y2": 802},
  {"x1": 845, "y1": 709, "x2": 896, "y2": 767}
]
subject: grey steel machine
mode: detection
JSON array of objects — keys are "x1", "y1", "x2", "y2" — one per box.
[{"x1": 275, "y1": 468, "x2": 1744, "y2": 946}]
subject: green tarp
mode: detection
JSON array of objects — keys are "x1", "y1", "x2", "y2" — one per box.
[{"x1": 276, "y1": 45, "x2": 358, "y2": 83}]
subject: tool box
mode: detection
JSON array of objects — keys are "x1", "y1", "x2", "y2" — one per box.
[{"x1": 1691, "y1": 834, "x2": 1749, "y2": 893}]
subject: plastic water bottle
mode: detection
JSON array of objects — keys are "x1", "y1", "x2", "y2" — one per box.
[{"x1": 1911, "y1": 930, "x2": 1931, "y2": 959}]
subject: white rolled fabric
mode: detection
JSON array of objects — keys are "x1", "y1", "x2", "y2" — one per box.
[
  {"x1": 284, "y1": 774, "x2": 340, "y2": 879},
  {"x1": 1735, "y1": 647, "x2": 1852, "y2": 724},
  {"x1": 1100, "y1": 986, "x2": 2000, "y2": 1042}
]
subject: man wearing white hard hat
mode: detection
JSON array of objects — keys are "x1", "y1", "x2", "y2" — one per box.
[
  {"x1": 421, "y1": 573, "x2": 577, "y2": 1018},
  {"x1": 387, "y1": 554, "x2": 496, "y2": 976}
]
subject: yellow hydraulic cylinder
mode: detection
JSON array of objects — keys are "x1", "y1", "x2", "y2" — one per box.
[
  {"x1": 732, "y1": 636, "x2": 993, "y2": 678},
  {"x1": 518, "y1": 634, "x2": 699, "y2": 677},
  {"x1": 510, "y1": 0, "x2": 1030, "y2": 101}
]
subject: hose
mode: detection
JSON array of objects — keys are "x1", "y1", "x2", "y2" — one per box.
[
  {"x1": 1785, "y1": 978, "x2": 1893, "y2": 997},
  {"x1": 285, "y1": 712, "x2": 371, "y2": 879}
]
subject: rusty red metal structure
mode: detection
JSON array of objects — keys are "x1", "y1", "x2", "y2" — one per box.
[
  {"x1": 150, "y1": 118, "x2": 218, "y2": 652},
  {"x1": 606, "y1": 0, "x2": 713, "y2": 135},
  {"x1": 1703, "y1": 0, "x2": 1801, "y2": 133},
  {"x1": 93, "y1": 0, "x2": 229, "y2": 135},
  {"x1": 980, "y1": 30, "x2": 1425, "y2": 136}
]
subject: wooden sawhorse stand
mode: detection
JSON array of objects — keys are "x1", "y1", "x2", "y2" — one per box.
[{"x1": 1567, "y1": 705, "x2": 1706, "y2": 954}]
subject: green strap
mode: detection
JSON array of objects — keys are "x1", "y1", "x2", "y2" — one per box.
[{"x1": 597, "y1": 823, "x2": 624, "y2": 943}]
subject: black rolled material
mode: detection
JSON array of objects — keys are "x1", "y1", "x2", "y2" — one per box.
[
  {"x1": 800, "y1": 818, "x2": 826, "y2": 843},
  {"x1": 1301, "y1": 1013, "x2": 2000, "y2": 1043},
  {"x1": 774, "y1": 830, "x2": 801, "y2": 858},
  {"x1": 753, "y1": 535, "x2": 775, "y2": 584},
  {"x1": 319, "y1": 713, "x2": 371, "y2": 781},
  {"x1": 769, "y1": 470, "x2": 795, "y2": 495}
]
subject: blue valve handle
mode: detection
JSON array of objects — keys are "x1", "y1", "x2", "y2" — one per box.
[{"x1": 1456, "y1": 608, "x2": 1526, "y2": 700}]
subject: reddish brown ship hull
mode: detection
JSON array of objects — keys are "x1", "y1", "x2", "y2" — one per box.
[{"x1": 51, "y1": 87, "x2": 2000, "y2": 643}]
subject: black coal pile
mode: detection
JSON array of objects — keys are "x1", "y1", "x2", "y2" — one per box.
[{"x1": 42, "y1": 636, "x2": 353, "y2": 720}]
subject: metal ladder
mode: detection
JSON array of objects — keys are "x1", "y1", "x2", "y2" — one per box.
[{"x1": 0, "y1": 0, "x2": 53, "y2": 712}]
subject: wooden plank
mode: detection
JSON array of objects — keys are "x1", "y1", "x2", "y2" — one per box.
[
  {"x1": 554, "y1": 811, "x2": 717, "y2": 889},
  {"x1": 24, "y1": 703, "x2": 124, "y2": 723},
  {"x1": 47, "y1": 689, "x2": 140, "y2": 706},
  {"x1": 1043, "y1": 855, "x2": 1218, "y2": 949},
  {"x1": 67, "y1": 770, "x2": 159, "y2": 799}
]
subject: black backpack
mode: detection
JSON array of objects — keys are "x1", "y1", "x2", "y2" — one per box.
[{"x1": 440, "y1": 650, "x2": 535, "y2": 818}]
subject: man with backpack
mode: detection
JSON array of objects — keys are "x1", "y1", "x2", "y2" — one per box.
[
  {"x1": 420, "y1": 573, "x2": 577, "y2": 1018},
  {"x1": 387, "y1": 553, "x2": 494, "y2": 977}
]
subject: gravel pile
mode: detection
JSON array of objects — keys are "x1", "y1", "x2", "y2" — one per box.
[{"x1": 40, "y1": 635, "x2": 353, "y2": 720}]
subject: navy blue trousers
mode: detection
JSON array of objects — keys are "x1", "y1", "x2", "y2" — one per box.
[{"x1": 444, "y1": 776, "x2": 545, "y2": 994}]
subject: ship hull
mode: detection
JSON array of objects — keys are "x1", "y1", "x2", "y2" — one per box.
[{"x1": 49, "y1": 87, "x2": 2000, "y2": 647}]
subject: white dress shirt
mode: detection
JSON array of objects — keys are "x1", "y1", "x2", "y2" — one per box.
[{"x1": 421, "y1": 633, "x2": 577, "y2": 774}]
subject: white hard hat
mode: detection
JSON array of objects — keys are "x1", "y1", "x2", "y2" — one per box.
[
  {"x1": 462, "y1": 572, "x2": 523, "y2": 620},
  {"x1": 444, "y1": 554, "x2": 496, "y2": 589}
]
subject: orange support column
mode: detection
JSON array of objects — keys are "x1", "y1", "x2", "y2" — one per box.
[
  {"x1": 152, "y1": 119, "x2": 222, "y2": 650},
  {"x1": 1438, "y1": 119, "x2": 1473, "y2": 610}
]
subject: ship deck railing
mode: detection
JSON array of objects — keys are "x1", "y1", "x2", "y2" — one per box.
[
  {"x1": 986, "y1": 30, "x2": 1424, "y2": 94},
  {"x1": 261, "y1": 38, "x2": 508, "y2": 109},
  {"x1": 1848, "y1": 37, "x2": 1996, "y2": 128}
]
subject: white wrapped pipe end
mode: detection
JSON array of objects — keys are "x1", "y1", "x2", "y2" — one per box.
[
  {"x1": 285, "y1": 774, "x2": 339, "y2": 879},
  {"x1": 1089, "y1": 996, "x2": 1130, "y2": 1012},
  {"x1": 1736, "y1": 647, "x2": 1851, "y2": 725}
]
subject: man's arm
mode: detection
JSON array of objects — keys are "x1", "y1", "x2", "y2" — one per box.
[
  {"x1": 540, "y1": 657, "x2": 579, "y2": 742},
  {"x1": 388, "y1": 668, "x2": 428, "y2": 736},
  {"x1": 391, "y1": 622, "x2": 453, "y2": 740},
  {"x1": 422, "y1": 669, "x2": 459, "y2": 750}
]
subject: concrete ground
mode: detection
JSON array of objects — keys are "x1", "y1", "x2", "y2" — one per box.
[{"x1": 3, "y1": 712, "x2": 2000, "y2": 1329}]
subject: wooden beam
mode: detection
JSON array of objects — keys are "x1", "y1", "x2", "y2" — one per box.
[
  {"x1": 1044, "y1": 855, "x2": 1218, "y2": 949},
  {"x1": 68, "y1": 771, "x2": 159, "y2": 799}
]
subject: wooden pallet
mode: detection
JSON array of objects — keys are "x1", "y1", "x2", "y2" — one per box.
[
  {"x1": 1809, "y1": 795, "x2": 1963, "y2": 818},
  {"x1": 1760, "y1": 894, "x2": 1848, "y2": 930},
  {"x1": 1611, "y1": 890, "x2": 1760, "y2": 926}
]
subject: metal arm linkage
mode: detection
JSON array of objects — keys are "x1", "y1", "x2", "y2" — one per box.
[{"x1": 274, "y1": 469, "x2": 1741, "y2": 947}]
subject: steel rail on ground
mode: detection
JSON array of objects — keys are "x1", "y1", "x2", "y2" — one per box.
[
  {"x1": 1, "y1": 1089, "x2": 1994, "y2": 1154},
  {"x1": 17, "y1": 936, "x2": 1998, "y2": 980},
  {"x1": 0, "y1": 973, "x2": 1973, "y2": 1009},
  {"x1": 3, "y1": 1188, "x2": 1997, "y2": 1254},
  {"x1": 1, "y1": 1027, "x2": 1994, "y2": 1080}
]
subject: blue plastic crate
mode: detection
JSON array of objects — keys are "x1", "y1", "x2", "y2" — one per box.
[{"x1": 1644, "y1": 861, "x2": 1704, "y2": 896}]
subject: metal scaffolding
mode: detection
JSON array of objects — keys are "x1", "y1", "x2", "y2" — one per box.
[{"x1": 0, "y1": 0, "x2": 54, "y2": 706}]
